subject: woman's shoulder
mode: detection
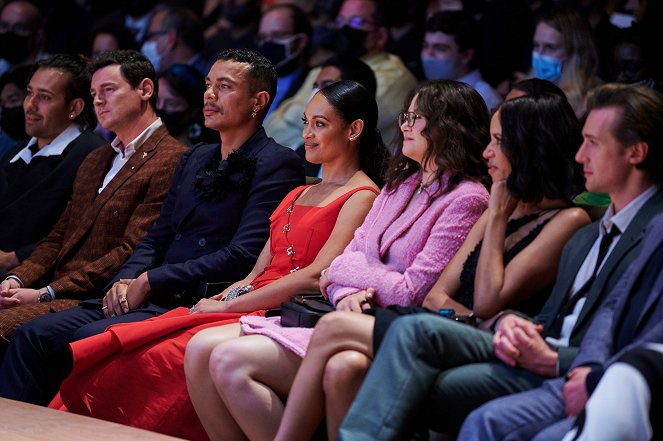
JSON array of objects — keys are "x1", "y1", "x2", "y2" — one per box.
[
  {"x1": 544, "y1": 206, "x2": 592, "y2": 232},
  {"x1": 439, "y1": 178, "x2": 490, "y2": 203}
]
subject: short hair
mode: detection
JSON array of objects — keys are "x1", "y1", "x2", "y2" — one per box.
[
  {"x1": 0, "y1": 64, "x2": 30, "y2": 93},
  {"x1": 32, "y1": 54, "x2": 96, "y2": 131},
  {"x1": 511, "y1": 78, "x2": 566, "y2": 99},
  {"x1": 385, "y1": 80, "x2": 490, "y2": 193},
  {"x1": 425, "y1": 11, "x2": 482, "y2": 54},
  {"x1": 158, "y1": 63, "x2": 205, "y2": 110},
  {"x1": 341, "y1": 0, "x2": 386, "y2": 27},
  {"x1": 215, "y1": 49, "x2": 277, "y2": 122},
  {"x1": 498, "y1": 93, "x2": 583, "y2": 203},
  {"x1": 263, "y1": 4, "x2": 312, "y2": 40},
  {"x1": 320, "y1": 55, "x2": 377, "y2": 97},
  {"x1": 89, "y1": 49, "x2": 158, "y2": 109},
  {"x1": 586, "y1": 83, "x2": 663, "y2": 184},
  {"x1": 160, "y1": 6, "x2": 204, "y2": 52},
  {"x1": 90, "y1": 22, "x2": 140, "y2": 54},
  {"x1": 319, "y1": 80, "x2": 386, "y2": 186}
]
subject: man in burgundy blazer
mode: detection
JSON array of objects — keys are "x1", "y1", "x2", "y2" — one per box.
[{"x1": 0, "y1": 50, "x2": 186, "y2": 351}]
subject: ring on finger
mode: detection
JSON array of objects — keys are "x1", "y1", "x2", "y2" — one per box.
[{"x1": 101, "y1": 306, "x2": 108, "y2": 310}]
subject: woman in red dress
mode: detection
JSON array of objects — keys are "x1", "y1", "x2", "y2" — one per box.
[{"x1": 51, "y1": 80, "x2": 386, "y2": 440}]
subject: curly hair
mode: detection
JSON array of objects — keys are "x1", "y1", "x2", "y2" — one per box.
[
  {"x1": 498, "y1": 92, "x2": 583, "y2": 203},
  {"x1": 385, "y1": 79, "x2": 490, "y2": 194}
]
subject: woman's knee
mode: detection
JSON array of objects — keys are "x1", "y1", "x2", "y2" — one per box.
[
  {"x1": 208, "y1": 339, "x2": 253, "y2": 391},
  {"x1": 323, "y1": 351, "x2": 370, "y2": 395}
]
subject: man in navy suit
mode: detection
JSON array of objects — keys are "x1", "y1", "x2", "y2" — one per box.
[
  {"x1": 337, "y1": 84, "x2": 663, "y2": 440},
  {"x1": 0, "y1": 49, "x2": 304, "y2": 405}
]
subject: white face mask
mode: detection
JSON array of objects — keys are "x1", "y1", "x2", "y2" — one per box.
[
  {"x1": 307, "y1": 87, "x2": 320, "y2": 103},
  {"x1": 141, "y1": 40, "x2": 161, "y2": 72}
]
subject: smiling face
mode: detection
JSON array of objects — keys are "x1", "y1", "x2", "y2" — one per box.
[
  {"x1": 400, "y1": 94, "x2": 429, "y2": 168},
  {"x1": 203, "y1": 59, "x2": 257, "y2": 132},
  {"x1": 90, "y1": 64, "x2": 149, "y2": 134},
  {"x1": 483, "y1": 111, "x2": 512, "y2": 181},
  {"x1": 301, "y1": 92, "x2": 354, "y2": 165},
  {"x1": 576, "y1": 107, "x2": 631, "y2": 194},
  {"x1": 23, "y1": 68, "x2": 75, "y2": 147}
]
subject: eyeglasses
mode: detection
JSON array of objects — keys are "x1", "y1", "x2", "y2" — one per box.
[
  {"x1": 335, "y1": 15, "x2": 375, "y2": 30},
  {"x1": 398, "y1": 112, "x2": 424, "y2": 128}
]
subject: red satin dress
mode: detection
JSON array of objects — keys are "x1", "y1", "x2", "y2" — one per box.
[{"x1": 50, "y1": 185, "x2": 377, "y2": 441}]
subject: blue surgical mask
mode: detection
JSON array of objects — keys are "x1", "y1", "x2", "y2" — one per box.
[
  {"x1": 421, "y1": 54, "x2": 457, "y2": 80},
  {"x1": 532, "y1": 51, "x2": 562, "y2": 83},
  {"x1": 141, "y1": 40, "x2": 161, "y2": 72}
]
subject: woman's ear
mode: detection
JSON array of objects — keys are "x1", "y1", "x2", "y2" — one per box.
[{"x1": 349, "y1": 119, "x2": 365, "y2": 141}]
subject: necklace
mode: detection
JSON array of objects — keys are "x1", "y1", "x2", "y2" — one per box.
[{"x1": 417, "y1": 174, "x2": 436, "y2": 194}]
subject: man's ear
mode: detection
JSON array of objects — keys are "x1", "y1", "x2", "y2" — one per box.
[
  {"x1": 459, "y1": 48, "x2": 475, "y2": 67},
  {"x1": 138, "y1": 78, "x2": 155, "y2": 101},
  {"x1": 253, "y1": 90, "x2": 270, "y2": 114},
  {"x1": 627, "y1": 141, "x2": 649, "y2": 166},
  {"x1": 68, "y1": 98, "x2": 85, "y2": 120}
]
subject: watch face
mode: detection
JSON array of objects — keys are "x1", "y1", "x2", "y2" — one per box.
[{"x1": 39, "y1": 292, "x2": 51, "y2": 303}]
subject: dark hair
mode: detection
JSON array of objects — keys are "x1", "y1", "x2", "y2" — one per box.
[
  {"x1": 586, "y1": 83, "x2": 663, "y2": 184},
  {"x1": 385, "y1": 80, "x2": 489, "y2": 193},
  {"x1": 425, "y1": 11, "x2": 481, "y2": 67},
  {"x1": 32, "y1": 54, "x2": 96, "y2": 130},
  {"x1": 158, "y1": 63, "x2": 205, "y2": 110},
  {"x1": 215, "y1": 49, "x2": 278, "y2": 122},
  {"x1": 0, "y1": 64, "x2": 31, "y2": 93},
  {"x1": 498, "y1": 93, "x2": 583, "y2": 203},
  {"x1": 159, "y1": 6, "x2": 205, "y2": 52},
  {"x1": 320, "y1": 55, "x2": 377, "y2": 98},
  {"x1": 511, "y1": 78, "x2": 566, "y2": 99},
  {"x1": 318, "y1": 80, "x2": 386, "y2": 186},
  {"x1": 263, "y1": 3, "x2": 313, "y2": 40},
  {"x1": 89, "y1": 49, "x2": 158, "y2": 109},
  {"x1": 90, "y1": 23, "x2": 139, "y2": 55}
]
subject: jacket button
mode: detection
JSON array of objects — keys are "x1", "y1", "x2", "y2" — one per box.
[
  {"x1": 198, "y1": 238, "x2": 207, "y2": 246},
  {"x1": 112, "y1": 210, "x2": 119, "y2": 217},
  {"x1": 174, "y1": 233, "x2": 182, "y2": 240}
]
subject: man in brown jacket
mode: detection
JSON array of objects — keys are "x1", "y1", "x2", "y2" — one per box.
[{"x1": 0, "y1": 50, "x2": 186, "y2": 351}]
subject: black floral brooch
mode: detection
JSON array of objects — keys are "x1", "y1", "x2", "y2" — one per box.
[{"x1": 194, "y1": 147, "x2": 257, "y2": 201}]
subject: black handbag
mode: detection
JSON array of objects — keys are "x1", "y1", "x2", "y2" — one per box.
[{"x1": 280, "y1": 294, "x2": 334, "y2": 328}]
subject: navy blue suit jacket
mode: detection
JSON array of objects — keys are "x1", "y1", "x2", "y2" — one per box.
[{"x1": 108, "y1": 128, "x2": 304, "y2": 307}]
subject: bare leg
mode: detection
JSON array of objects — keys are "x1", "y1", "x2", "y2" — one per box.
[
  {"x1": 185, "y1": 323, "x2": 245, "y2": 441},
  {"x1": 210, "y1": 334, "x2": 302, "y2": 441},
  {"x1": 274, "y1": 312, "x2": 375, "y2": 441},
  {"x1": 324, "y1": 350, "x2": 371, "y2": 441}
]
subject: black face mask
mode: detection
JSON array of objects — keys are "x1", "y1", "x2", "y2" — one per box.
[
  {"x1": 157, "y1": 109, "x2": 188, "y2": 137},
  {"x1": 258, "y1": 40, "x2": 300, "y2": 75},
  {"x1": 312, "y1": 25, "x2": 337, "y2": 49},
  {"x1": 334, "y1": 26, "x2": 369, "y2": 59},
  {"x1": 0, "y1": 32, "x2": 31, "y2": 63},
  {"x1": 0, "y1": 106, "x2": 26, "y2": 140}
]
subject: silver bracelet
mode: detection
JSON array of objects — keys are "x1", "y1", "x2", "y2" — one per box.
[{"x1": 223, "y1": 284, "x2": 253, "y2": 301}]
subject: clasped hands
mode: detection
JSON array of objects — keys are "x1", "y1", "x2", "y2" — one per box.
[
  {"x1": 0, "y1": 278, "x2": 40, "y2": 308},
  {"x1": 492, "y1": 314, "x2": 558, "y2": 377},
  {"x1": 102, "y1": 272, "x2": 151, "y2": 318},
  {"x1": 319, "y1": 267, "x2": 375, "y2": 312}
]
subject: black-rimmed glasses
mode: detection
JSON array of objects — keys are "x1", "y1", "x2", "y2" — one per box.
[{"x1": 398, "y1": 112, "x2": 424, "y2": 128}]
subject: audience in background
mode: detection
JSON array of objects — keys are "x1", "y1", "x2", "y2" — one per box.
[
  {"x1": 420, "y1": 11, "x2": 502, "y2": 112},
  {"x1": 157, "y1": 63, "x2": 216, "y2": 147},
  {"x1": 0, "y1": 65, "x2": 30, "y2": 158},
  {"x1": 257, "y1": 4, "x2": 312, "y2": 116},
  {"x1": 0, "y1": 55, "x2": 105, "y2": 274},
  {"x1": 612, "y1": 24, "x2": 662, "y2": 91},
  {"x1": 0, "y1": 50, "x2": 186, "y2": 357},
  {"x1": 202, "y1": 0, "x2": 261, "y2": 59},
  {"x1": 89, "y1": 23, "x2": 139, "y2": 58},
  {"x1": 0, "y1": 1, "x2": 44, "y2": 77}
]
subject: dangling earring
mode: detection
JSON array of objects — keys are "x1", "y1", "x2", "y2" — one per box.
[{"x1": 251, "y1": 108, "x2": 258, "y2": 118}]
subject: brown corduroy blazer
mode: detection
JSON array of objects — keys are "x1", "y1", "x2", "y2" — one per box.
[{"x1": 10, "y1": 125, "x2": 186, "y2": 298}]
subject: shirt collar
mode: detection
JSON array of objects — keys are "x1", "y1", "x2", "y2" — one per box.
[
  {"x1": 9, "y1": 124, "x2": 83, "y2": 164},
  {"x1": 600, "y1": 185, "x2": 659, "y2": 236},
  {"x1": 110, "y1": 118, "x2": 163, "y2": 158},
  {"x1": 457, "y1": 69, "x2": 481, "y2": 85}
]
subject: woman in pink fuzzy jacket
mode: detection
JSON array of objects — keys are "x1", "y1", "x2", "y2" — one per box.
[{"x1": 184, "y1": 80, "x2": 491, "y2": 441}]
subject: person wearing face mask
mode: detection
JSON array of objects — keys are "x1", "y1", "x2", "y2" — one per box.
[
  {"x1": 611, "y1": 24, "x2": 663, "y2": 92},
  {"x1": 157, "y1": 64, "x2": 216, "y2": 147},
  {"x1": 0, "y1": 1, "x2": 46, "y2": 77},
  {"x1": 0, "y1": 66, "x2": 30, "y2": 159},
  {"x1": 264, "y1": 0, "x2": 417, "y2": 152},
  {"x1": 421, "y1": 11, "x2": 502, "y2": 113},
  {"x1": 202, "y1": 0, "x2": 261, "y2": 60},
  {"x1": 530, "y1": 9, "x2": 603, "y2": 118},
  {"x1": 257, "y1": 4, "x2": 312, "y2": 117},
  {"x1": 140, "y1": 5, "x2": 209, "y2": 75}
]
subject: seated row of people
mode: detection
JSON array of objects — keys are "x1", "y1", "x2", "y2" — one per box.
[{"x1": 1, "y1": 46, "x2": 662, "y2": 441}]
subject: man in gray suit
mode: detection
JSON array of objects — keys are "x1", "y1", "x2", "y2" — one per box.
[
  {"x1": 462, "y1": 210, "x2": 663, "y2": 440},
  {"x1": 337, "y1": 83, "x2": 663, "y2": 440}
]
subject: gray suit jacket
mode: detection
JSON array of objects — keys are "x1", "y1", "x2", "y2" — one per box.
[
  {"x1": 534, "y1": 190, "x2": 663, "y2": 373},
  {"x1": 572, "y1": 210, "x2": 663, "y2": 369}
]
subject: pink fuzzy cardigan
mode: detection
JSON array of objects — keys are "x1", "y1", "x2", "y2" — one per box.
[{"x1": 240, "y1": 172, "x2": 489, "y2": 357}]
